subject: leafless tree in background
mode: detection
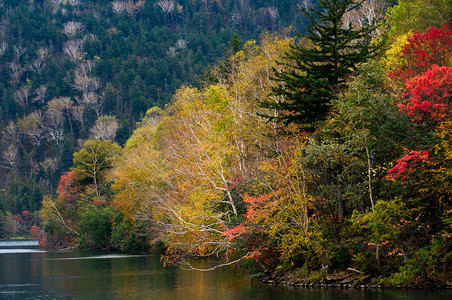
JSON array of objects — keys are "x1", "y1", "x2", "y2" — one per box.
[
  {"x1": 71, "y1": 105, "x2": 85, "y2": 126},
  {"x1": 112, "y1": 1, "x2": 127, "y2": 13},
  {"x1": 63, "y1": 39, "x2": 84, "y2": 62},
  {"x1": 9, "y1": 62, "x2": 24, "y2": 84},
  {"x1": 0, "y1": 41, "x2": 7, "y2": 56},
  {"x1": 14, "y1": 85, "x2": 32, "y2": 108},
  {"x1": 267, "y1": 7, "x2": 279, "y2": 30},
  {"x1": 342, "y1": 0, "x2": 387, "y2": 37},
  {"x1": 16, "y1": 111, "x2": 45, "y2": 146},
  {"x1": 1, "y1": 145, "x2": 19, "y2": 171},
  {"x1": 29, "y1": 58, "x2": 46, "y2": 75},
  {"x1": 90, "y1": 115, "x2": 119, "y2": 141},
  {"x1": 44, "y1": 97, "x2": 69, "y2": 149},
  {"x1": 33, "y1": 85, "x2": 48, "y2": 104},
  {"x1": 63, "y1": 21, "x2": 85, "y2": 37},
  {"x1": 13, "y1": 45, "x2": 27, "y2": 62}
]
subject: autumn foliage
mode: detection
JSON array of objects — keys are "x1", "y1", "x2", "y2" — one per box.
[
  {"x1": 400, "y1": 65, "x2": 451, "y2": 124},
  {"x1": 40, "y1": 2, "x2": 451, "y2": 287},
  {"x1": 388, "y1": 24, "x2": 452, "y2": 82},
  {"x1": 57, "y1": 171, "x2": 80, "y2": 204}
]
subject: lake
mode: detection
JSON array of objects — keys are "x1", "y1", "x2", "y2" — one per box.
[{"x1": 0, "y1": 240, "x2": 450, "y2": 299}]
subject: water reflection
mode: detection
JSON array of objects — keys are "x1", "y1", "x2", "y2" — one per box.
[{"x1": 0, "y1": 241, "x2": 450, "y2": 300}]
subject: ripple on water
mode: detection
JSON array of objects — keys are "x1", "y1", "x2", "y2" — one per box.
[{"x1": 47, "y1": 254, "x2": 145, "y2": 261}]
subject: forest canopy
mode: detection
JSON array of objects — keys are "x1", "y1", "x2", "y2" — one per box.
[{"x1": 1, "y1": 0, "x2": 451, "y2": 288}]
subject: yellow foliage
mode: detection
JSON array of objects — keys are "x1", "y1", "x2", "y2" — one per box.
[
  {"x1": 381, "y1": 33, "x2": 410, "y2": 74},
  {"x1": 113, "y1": 33, "x2": 298, "y2": 262}
]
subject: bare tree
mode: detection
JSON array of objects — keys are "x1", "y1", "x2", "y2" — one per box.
[
  {"x1": 40, "y1": 157, "x2": 58, "y2": 173},
  {"x1": 71, "y1": 105, "x2": 85, "y2": 126},
  {"x1": 297, "y1": 0, "x2": 313, "y2": 11},
  {"x1": 13, "y1": 45, "x2": 27, "y2": 62},
  {"x1": 63, "y1": 21, "x2": 85, "y2": 37},
  {"x1": 1, "y1": 145, "x2": 18, "y2": 171},
  {"x1": 75, "y1": 92, "x2": 103, "y2": 117},
  {"x1": 71, "y1": 61, "x2": 103, "y2": 116},
  {"x1": 267, "y1": 7, "x2": 279, "y2": 30},
  {"x1": 175, "y1": 39, "x2": 187, "y2": 50},
  {"x1": 63, "y1": 39, "x2": 84, "y2": 62},
  {"x1": 156, "y1": 0, "x2": 175, "y2": 14},
  {"x1": 28, "y1": 58, "x2": 46, "y2": 75},
  {"x1": 127, "y1": 0, "x2": 145, "y2": 14},
  {"x1": 4, "y1": 121, "x2": 18, "y2": 144},
  {"x1": 9, "y1": 62, "x2": 24, "y2": 84},
  {"x1": 342, "y1": 0, "x2": 387, "y2": 37},
  {"x1": 167, "y1": 46, "x2": 177, "y2": 57},
  {"x1": 44, "y1": 97, "x2": 69, "y2": 149},
  {"x1": 32, "y1": 85, "x2": 48, "y2": 104},
  {"x1": 112, "y1": 1, "x2": 127, "y2": 14},
  {"x1": 16, "y1": 111, "x2": 44, "y2": 146},
  {"x1": 51, "y1": 0, "x2": 81, "y2": 7},
  {"x1": 0, "y1": 41, "x2": 7, "y2": 56},
  {"x1": 14, "y1": 85, "x2": 32, "y2": 108},
  {"x1": 230, "y1": 11, "x2": 242, "y2": 28},
  {"x1": 90, "y1": 115, "x2": 119, "y2": 141},
  {"x1": 73, "y1": 67, "x2": 100, "y2": 95},
  {"x1": 156, "y1": 0, "x2": 175, "y2": 22}
]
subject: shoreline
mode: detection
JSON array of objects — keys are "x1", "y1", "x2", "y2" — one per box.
[{"x1": 260, "y1": 272, "x2": 452, "y2": 290}]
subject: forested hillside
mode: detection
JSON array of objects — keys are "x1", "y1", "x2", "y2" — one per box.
[
  {"x1": 0, "y1": 0, "x2": 304, "y2": 236},
  {"x1": 1, "y1": 0, "x2": 451, "y2": 288}
]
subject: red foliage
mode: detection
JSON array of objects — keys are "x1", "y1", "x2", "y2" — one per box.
[
  {"x1": 39, "y1": 234, "x2": 47, "y2": 248},
  {"x1": 242, "y1": 193, "x2": 273, "y2": 223},
  {"x1": 222, "y1": 224, "x2": 246, "y2": 241},
  {"x1": 389, "y1": 24, "x2": 452, "y2": 81},
  {"x1": 57, "y1": 171, "x2": 80, "y2": 204},
  {"x1": 30, "y1": 225, "x2": 43, "y2": 238},
  {"x1": 400, "y1": 65, "x2": 452, "y2": 124},
  {"x1": 386, "y1": 150, "x2": 430, "y2": 180}
]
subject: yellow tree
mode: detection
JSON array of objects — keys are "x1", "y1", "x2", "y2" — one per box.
[{"x1": 113, "y1": 33, "x2": 320, "y2": 269}]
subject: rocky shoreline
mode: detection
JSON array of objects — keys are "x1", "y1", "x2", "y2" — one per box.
[{"x1": 260, "y1": 271, "x2": 452, "y2": 290}]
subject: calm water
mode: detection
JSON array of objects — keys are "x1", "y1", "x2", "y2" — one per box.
[{"x1": 0, "y1": 240, "x2": 450, "y2": 300}]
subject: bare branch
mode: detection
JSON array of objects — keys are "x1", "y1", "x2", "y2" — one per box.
[
  {"x1": 63, "y1": 21, "x2": 85, "y2": 37},
  {"x1": 9, "y1": 62, "x2": 24, "y2": 84},
  {"x1": 32, "y1": 85, "x2": 48, "y2": 104},
  {"x1": 90, "y1": 115, "x2": 119, "y2": 141},
  {"x1": 13, "y1": 45, "x2": 27, "y2": 62},
  {"x1": 14, "y1": 85, "x2": 31, "y2": 108}
]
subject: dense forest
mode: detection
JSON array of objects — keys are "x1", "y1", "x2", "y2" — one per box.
[
  {"x1": 1, "y1": 0, "x2": 451, "y2": 288},
  {"x1": 0, "y1": 0, "x2": 305, "y2": 236}
]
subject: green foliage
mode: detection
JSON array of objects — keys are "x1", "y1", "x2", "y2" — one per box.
[
  {"x1": 262, "y1": 0, "x2": 383, "y2": 129},
  {"x1": 385, "y1": 0, "x2": 451, "y2": 43},
  {"x1": 1, "y1": 0, "x2": 299, "y2": 223},
  {"x1": 28, "y1": 0, "x2": 452, "y2": 287},
  {"x1": 78, "y1": 204, "x2": 116, "y2": 249},
  {"x1": 72, "y1": 139, "x2": 121, "y2": 194},
  {"x1": 111, "y1": 217, "x2": 149, "y2": 253}
]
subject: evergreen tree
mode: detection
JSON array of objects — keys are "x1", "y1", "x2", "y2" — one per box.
[{"x1": 262, "y1": 0, "x2": 383, "y2": 130}]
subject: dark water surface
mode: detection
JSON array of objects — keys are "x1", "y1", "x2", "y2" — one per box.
[{"x1": 0, "y1": 240, "x2": 450, "y2": 300}]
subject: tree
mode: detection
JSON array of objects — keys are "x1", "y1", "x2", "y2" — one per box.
[
  {"x1": 387, "y1": 24, "x2": 451, "y2": 83},
  {"x1": 17, "y1": 111, "x2": 44, "y2": 146},
  {"x1": 90, "y1": 115, "x2": 119, "y2": 141},
  {"x1": 261, "y1": 0, "x2": 383, "y2": 129},
  {"x1": 384, "y1": 0, "x2": 450, "y2": 43},
  {"x1": 72, "y1": 139, "x2": 121, "y2": 197}
]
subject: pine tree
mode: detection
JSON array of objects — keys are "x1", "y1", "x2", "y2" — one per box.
[{"x1": 262, "y1": 0, "x2": 383, "y2": 130}]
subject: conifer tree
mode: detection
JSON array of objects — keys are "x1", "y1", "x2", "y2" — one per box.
[{"x1": 262, "y1": 0, "x2": 383, "y2": 130}]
